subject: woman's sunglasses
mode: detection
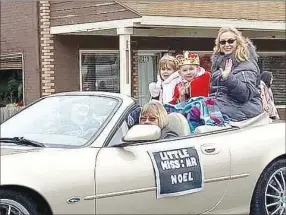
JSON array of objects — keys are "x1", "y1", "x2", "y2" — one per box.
[{"x1": 219, "y1": 39, "x2": 236, "y2": 45}]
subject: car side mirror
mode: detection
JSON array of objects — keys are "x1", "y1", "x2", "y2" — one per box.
[{"x1": 122, "y1": 124, "x2": 161, "y2": 143}]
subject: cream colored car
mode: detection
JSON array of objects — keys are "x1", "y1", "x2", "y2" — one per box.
[{"x1": 0, "y1": 92, "x2": 285, "y2": 215}]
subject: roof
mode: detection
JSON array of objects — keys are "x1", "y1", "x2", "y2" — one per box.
[
  {"x1": 50, "y1": 1, "x2": 140, "y2": 27},
  {"x1": 49, "y1": 1, "x2": 285, "y2": 33},
  {"x1": 119, "y1": 1, "x2": 286, "y2": 21}
]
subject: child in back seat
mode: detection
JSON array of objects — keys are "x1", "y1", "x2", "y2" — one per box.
[
  {"x1": 169, "y1": 51, "x2": 211, "y2": 104},
  {"x1": 149, "y1": 54, "x2": 181, "y2": 104}
]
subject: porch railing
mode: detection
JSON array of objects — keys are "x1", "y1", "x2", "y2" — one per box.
[{"x1": 0, "y1": 106, "x2": 23, "y2": 123}]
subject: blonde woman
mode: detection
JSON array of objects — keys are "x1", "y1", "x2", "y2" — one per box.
[
  {"x1": 210, "y1": 26, "x2": 263, "y2": 121},
  {"x1": 139, "y1": 101, "x2": 178, "y2": 139}
]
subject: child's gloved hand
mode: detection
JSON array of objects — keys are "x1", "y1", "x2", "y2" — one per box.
[
  {"x1": 149, "y1": 82, "x2": 161, "y2": 98},
  {"x1": 178, "y1": 82, "x2": 190, "y2": 102}
]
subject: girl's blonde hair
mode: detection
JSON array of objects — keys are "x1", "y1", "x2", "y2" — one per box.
[
  {"x1": 158, "y1": 54, "x2": 177, "y2": 73},
  {"x1": 213, "y1": 26, "x2": 252, "y2": 62},
  {"x1": 140, "y1": 101, "x2": 169, "y2": 129}
]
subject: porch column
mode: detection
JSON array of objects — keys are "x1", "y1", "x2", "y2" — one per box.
[{"x1": 117, "y1": 27, "x2": 133, "y2": 96}]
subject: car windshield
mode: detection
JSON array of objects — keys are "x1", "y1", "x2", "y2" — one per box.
[{"x1": 0, "y1": 95, "x2": 119, "y2": 147}]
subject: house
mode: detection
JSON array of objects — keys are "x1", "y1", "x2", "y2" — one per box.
[{"x1": 1, "y1": 1, "x2": 285, "y2": 117}]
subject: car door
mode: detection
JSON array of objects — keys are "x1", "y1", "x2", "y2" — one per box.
[{"x1": 94, "y1": 130, "x2": 231, "y2": 214}]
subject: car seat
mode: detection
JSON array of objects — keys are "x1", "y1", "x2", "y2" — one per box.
[{"x1": 167, "y1": 112, "x2": 191, "y2": 137}]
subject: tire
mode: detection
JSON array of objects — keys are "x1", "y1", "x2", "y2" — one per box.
[
  {"x1": 0, "y1": 190, "x2": 41, "y2": 215},
  {"x1": 250, "y1": 158, "x2": 286, "y2": 215}
]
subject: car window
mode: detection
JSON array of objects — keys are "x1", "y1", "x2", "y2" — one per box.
[
  {"x1": 108, "y1": 121, "x2": 129, "y2": 147},
  {"x1": 0, "y1": 95, "x2": 119, "y2": 147}
]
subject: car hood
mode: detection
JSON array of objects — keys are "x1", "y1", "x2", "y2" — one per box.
[
  {"x1": 0, "y1": 145, "x2": 100, "y2": 214},
  {"x1": 0, "y1": 146, "x2": 42, "y2": 156}
]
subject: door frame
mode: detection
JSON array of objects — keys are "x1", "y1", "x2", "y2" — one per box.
[{"x1": 137, "y1": 50, "x2": 167, "y2": 104}]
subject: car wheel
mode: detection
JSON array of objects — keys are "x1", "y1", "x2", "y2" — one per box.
[
  {"x1": 250, "y1": 158, "x2": 286, "y2": 215},
  {"x1": 0, "y1": 190, "x2": 40, "y2": 215}
]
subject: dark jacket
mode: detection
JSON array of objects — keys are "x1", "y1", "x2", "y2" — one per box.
[
  {"x1": 210, "y1": 43, "x2": 263, "y2": 121},
  {"x1": 126, "y1": 105, "x2": 141, "y2": 128},
  {"x1": 160, "y1": 127, "x2": 178, "y2": 139}
]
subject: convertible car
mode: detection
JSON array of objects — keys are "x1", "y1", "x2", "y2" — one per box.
[{"x1": 0, "y1": 92, "x2": 285, "y2": 215}]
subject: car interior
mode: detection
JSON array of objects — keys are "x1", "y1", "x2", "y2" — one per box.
[
  {"x1": 166, "y1": 113, "x2": 191, "y2": 137},
  {"x1": 193, "y1": 112, "x2": 272, "y2": 134},
  {"x1": 108, "y1": 110, "x2": 273, "y2": 147}
]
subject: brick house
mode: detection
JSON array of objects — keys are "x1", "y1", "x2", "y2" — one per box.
[{"x1": 1, "y1": 1, "x2": 285, "y2": 117}]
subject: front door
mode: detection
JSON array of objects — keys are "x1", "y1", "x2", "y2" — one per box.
[
  {"x1": 95, "y1": 134, "x2": 230, "y2": 214},
  {"x1": 137, "y1": 52, "x2": 160, "y2": 105}
]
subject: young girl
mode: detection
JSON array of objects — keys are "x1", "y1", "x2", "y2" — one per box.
[
  {"x1": 149, "y1": 54, "x2": 181, "y2": 104},
  {"x1": 169, "y1": 51, "x2": 211, "y2": 104},
  {"x1": 260, "y1": 71, "x2": 280, "y2": 120}
]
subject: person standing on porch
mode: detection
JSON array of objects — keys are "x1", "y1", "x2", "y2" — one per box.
[
  {"x1": 260, "y1": 71, "x2": 280, "y2": 120},
  {"x1": 149, "y1": 54, "x2": 181, "y2": 104}
]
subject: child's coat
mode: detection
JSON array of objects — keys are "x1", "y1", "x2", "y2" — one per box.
[
  {"x1": 169, "y1": 67, "x2": 211, "y2": 104},
  {"x1": 149, "y1": 71, "x2": 181, "y2": 104}
]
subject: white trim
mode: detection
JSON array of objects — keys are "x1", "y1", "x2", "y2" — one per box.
[
  {"x1": 21, "y1": 53, "x2": 25, "y2": 106},
  {"x1": 50, "y1": 18, "x2": 142, "y2": 34},
  {"x1": 117, "y1": 27, "x2": 133, "y2": 35},
  {"x1": 79, "y1": 51, "x2": 82, "y2": 91},
  {"x1": 257, "y1": 52, "x2": 286, "y2": 56},
  {"x1": 0, "y1": 53, "x2": 25, "y2": 106},
  {"x1": 137, "y1": 50, "x2": 213, "y2": 56},
  {"x1": 140, "y1": 16, "x2": 285, "y2": 31},
  {"x1": 137, "y1": 50, "x2": 168, "y2": 55},
  {"x1": 119, "y1": 34, "x2": 132, "y2": 96},
  {"x1": 0, "y1": 52, "x2": 24, "y2": 58},
  {"x1": 185, "y1": 51, "x2": 213, "y2": 55},
  {"x1": 79, "y1": 50, "x2": 119, "y2": 54},
  {"x1": 50, "y1": 16, "x2": 285, "y2": 35},
  {"x1": 66, "y1": 28, "x2": 285, "y2": 39}
]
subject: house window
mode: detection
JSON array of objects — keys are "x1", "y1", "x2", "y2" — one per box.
[
  {"x1": 0, "y1": 53, "x2": 24, "y2": 107},
  {"x1": 80, "y1": 51, "x2": 120, "y2": 93}
]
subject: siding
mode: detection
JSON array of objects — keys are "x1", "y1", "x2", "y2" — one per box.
[
  {"x1": 0, "y1": 1, "x2": 41, "y2": 104},
  {"x1": 50, "y1": 1, "x2": 140, "y2": 27},
  {"x1": 53, "y1": 35, "x2": 119, "y2": 93}
]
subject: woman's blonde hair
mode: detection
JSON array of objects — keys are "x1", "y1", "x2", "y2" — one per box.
[
  {"x1": 140, "y1": 101, "x2": 169, "y2": 129},
  {"x1": 213, "y1": 26, "x2": 252, "y2": 62}
]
